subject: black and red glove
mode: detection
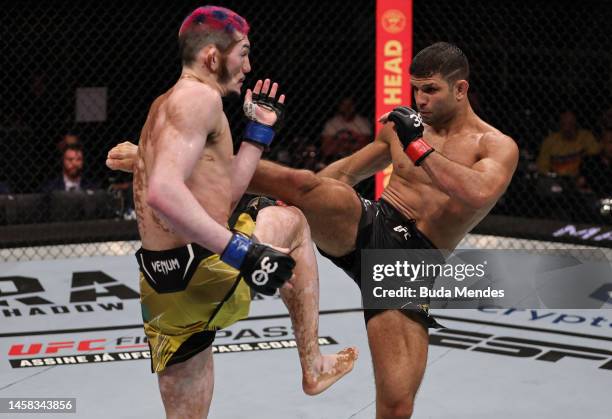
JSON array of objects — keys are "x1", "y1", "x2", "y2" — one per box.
[{"x1": 387, "y1": 106, "x2": 435, "y2": 166}]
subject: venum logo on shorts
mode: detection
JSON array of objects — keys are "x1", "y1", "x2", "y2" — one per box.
[
  {"x1": 150, "y1": 258, "x2": 180, "y2": 275},
  {"x1": 251, "y1": 256, "x2": 278, "y2": 286}
]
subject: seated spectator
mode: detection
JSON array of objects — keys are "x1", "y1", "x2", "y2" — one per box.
[
  {"x1": 320, "y1": 97, "x2": 372, "y2": 163},
  {"x1": 41, "y1": 143, "x2": 97, "y2": 193},
  {"x1": 580, "y1": 130, "x2": 612, "y2": 197},
  {"x1": 536, "y1": 110, "x2": 600, "y2": 177}
]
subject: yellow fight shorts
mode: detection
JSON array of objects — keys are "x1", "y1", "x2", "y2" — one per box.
[{"x1": 135, "y1": 213, "x2": 255, "y2": 373}]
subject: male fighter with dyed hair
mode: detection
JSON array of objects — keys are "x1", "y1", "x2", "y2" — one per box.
[
  {"x1": 108, "y1": 42, "x2": 517, "y2": 418},
  {"x1": 117, "y1": 6, "x2": 355, "y2": 418}
]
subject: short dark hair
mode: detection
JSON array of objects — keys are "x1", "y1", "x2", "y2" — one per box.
[
  {"x1": 178, "y1": 6, "x2": 250, "y2": 67},
  {"x1": 410, "y1": 42, "x2": 469, "y2": 84}
]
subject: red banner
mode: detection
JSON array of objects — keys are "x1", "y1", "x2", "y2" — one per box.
[{"x1": 374, "y1": 0, "x2": 413, "y2": 198}]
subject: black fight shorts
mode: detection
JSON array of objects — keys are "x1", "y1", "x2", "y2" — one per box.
[{"x1": 318, "y1": 195, "x2": 445, "y2": 329}]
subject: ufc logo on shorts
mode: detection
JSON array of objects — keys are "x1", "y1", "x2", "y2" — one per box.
[
  {"x1": 251, "y1": 256, "x2": 279, "y2": 286},
  {"x1": 393, "y1": 225, "x2": 411, "y2": 240},
  {"x1": 410, "y1": 113, "x2": 423, "y2": 127}
]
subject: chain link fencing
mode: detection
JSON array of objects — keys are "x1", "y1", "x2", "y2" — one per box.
[{"x1": 1, "y1": 0, "x2": 611, "y2": 260}]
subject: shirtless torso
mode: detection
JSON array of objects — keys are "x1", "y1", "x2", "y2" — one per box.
[
  {"x1": 382, "y1": 116, "x2": 510, "y2": 250},
  {"x1": 134, "y1": 79, "x2": 232, "y2": 251}
]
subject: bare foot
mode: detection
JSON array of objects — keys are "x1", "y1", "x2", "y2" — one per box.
[{"x1": 302, "y1": 347, "x2": 359, "y2": 395}]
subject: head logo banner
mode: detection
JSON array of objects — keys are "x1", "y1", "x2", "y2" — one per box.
[{"x1": 375, "y1": 0, "x2": 412, "y2": 198}]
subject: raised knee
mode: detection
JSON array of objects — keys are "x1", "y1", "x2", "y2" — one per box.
[
  {"x1": 286, "y1": 169, "x2": 320, "y2": 195},
  {"x1": 258, "y1": 205, "x2": 309, "y2": 235},
  {"x1": 378, "y1": 396, "x2": 414, "y2": 419}
]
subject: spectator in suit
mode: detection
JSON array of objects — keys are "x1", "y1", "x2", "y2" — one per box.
[{"x1": 41, "y1": 143, "x2": 97, "y2": 193}]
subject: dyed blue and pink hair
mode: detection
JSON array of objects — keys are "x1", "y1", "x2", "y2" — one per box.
[
  {"x1": 178, "y1": 5, "x2": 250, "y2": 66},
  {"x1": 179, "y1": 6, "x2": 250, "y2": 38}
]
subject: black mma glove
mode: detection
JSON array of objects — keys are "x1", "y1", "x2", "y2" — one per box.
[
  {"x1": 220, "y1": 233, "x2": 294, "y2": 295},
  {"x1": 387, "y1": 106, "x2": 434, "y2": 166}
]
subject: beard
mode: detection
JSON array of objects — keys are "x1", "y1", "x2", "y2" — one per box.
[
  {"x1": 422, "y1": 103, "x2": 455, "y2": 127},
  {"x1": 66, "y1": 167, "x2": 82, "y2": 180},
  {"x1": 217, "y1": 53, "x2": 231, "y2": 85},
  {"x1": 217, "y1": 55, "x2": 241, "y2": 98}
]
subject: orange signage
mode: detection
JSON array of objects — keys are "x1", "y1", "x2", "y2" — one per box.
[{"x1": 375, "y1": 0, "x2": 412, "y2": 198}]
